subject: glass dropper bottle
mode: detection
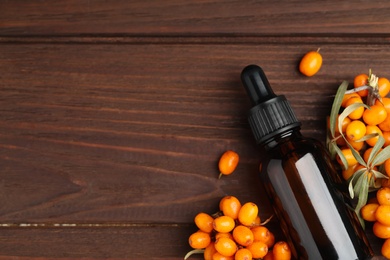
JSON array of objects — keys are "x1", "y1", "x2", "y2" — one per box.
[{"x1": 241, "y1": 65, "x2": 373, "y2": 259}]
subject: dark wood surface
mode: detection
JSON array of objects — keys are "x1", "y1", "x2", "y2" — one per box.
[{"x1": 2, "y1": 1, "x2": 390, "y2": 259}]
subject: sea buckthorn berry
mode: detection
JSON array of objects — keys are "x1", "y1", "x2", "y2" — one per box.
[
  {"x1": 365, "y1": 125, "x2": 383, "y2": 147},
  {"x1": 354, "y1": 73, "x2": 369, "y2": 97},
  {"x1": 328, "y1": 115, "x2": 351, "y2": 134},
  {"x1": 377, "y1": 187, "x2": 390, "y2": 205},
  {"x1": 360, "y1": 203, "x2": 379, "y2": 222},
  {"x1": 345, "y1": 97, "x2": 364, "y2": 120},
  {"x1": 233, "y1": 225, "x2": 254, "y2": 247},
  {"x1": 218, "y1": 150, "x2": 239, "y2": 178},
  {"x1": 273, "y1": 241, "x2": 292, "y2": 260},
  {"x1": 299, "y1": 49, "x2": 322, "y2": 77},
  {"x1": 246, "y1": 241, "x2": 269, "y2": 259},
  {"x1": 214, "y1": 237, "x2": 238, "y2": 257},
  {"x1": 336, "y1": 148, "x2": 358, "y2": 168},
  {"x1": 375, "y1": 205, "x2": 390, "y2": 226},
  {"x1": 346, "y1": 120, "x2": 366, "y2": 141},
  {"x1": 220, "y1": 196, "x2": 242, "y2": 220},
  {"x1": 346, "y1": 137, "x2": 365, "y2": 151},
  {"x1": 215, "y1": 232, "x2": 234, "y2": 241},
  {"x1": 213, "y1": 215, "x2": 236, "y2": 233},
  {"x1": 251, "y1": 216, "x2": 261, "y2": 226},
  {"x1": 234, "y1": 248, "x2": 253, "y2": 260},
  {"x1": 251, "y1": 226, "x2": 275, "y2": 248},
  {"x1": 188, "y1": 230, "x2": 211, "y2": 249},
  {"x1": 379, "y1": 115, "x2": 390, "y2": 132},
  {"x1": 204, "y1": 242, "x2": 217, "y2": 260},
  {"x1": 379, "y1": 77, "x2": 390, "y2": 97},
  {"x1": 341, "y1": 92, "x2": 361, "y2": 108},
  {"x1": 238, "y1": 202, "x2": 259, "y2": 227},
  {"x1": 212, "y1": 252, "x2": 234, "y2": 260},
  {"x1": 382, "y1": 238, "x2": 390, "y2": 259},
  {"x1": 385, "y1": 159, "x2": 390, "y2": 176},
  {"x1": 377, "y1": 97, "x2": 390, "y2": 112},
  {"x1": 342, "y1": 164, "x2": 358, "y2": 181},
  {"x1": 195, "y1": 212, "x2": 214, "y2": 233},
  {"x1": 373, "y1": 221, "x2": 390, "y2": 239},
  {"x1": 363, "y1": 104, "x2": 388, "y2": 126}
]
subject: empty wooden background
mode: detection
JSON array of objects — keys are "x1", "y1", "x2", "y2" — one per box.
[{"x1": 2, "y1": 1, "x2": 390, "y2": 259}]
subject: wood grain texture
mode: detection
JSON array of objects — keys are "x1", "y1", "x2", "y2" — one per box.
[
  {"x1": 2, "y1": 0, "x2": 390, "y2": 35},
  {"x1": 2, "y1": 0, "x2": 390, "y2": 259}
]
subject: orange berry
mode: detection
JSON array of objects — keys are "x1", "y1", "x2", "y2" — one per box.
[
  {"x1": 373, "y1": 221, "x2": 390, "y2": 239},
  {"x1": 328, "y1": 115, "x2": 351, "y2": 134},
  {"x1": 385, "y1": 130, "x2": 390, "y2": 146},
  {"x1": 299, "y1": 49, "x2": 322, "y2": 77},
  {"x1": 377, "y1": 97, "x2": 390, "y2": 112},
  {"x1": 382, "y1": 238, "x2": 390, "y2": 259},
  {"x1": 189, "y1": 230, "x2": 211, "y2": 249},
  {"x1": 363, "y1": 147, "x2": 380, "y2": 163},
  {"x1": 365, "y1": 125, "x2": 383, "y2": 147},
  {"x1": 375, "y1": 205, "x2": 390, "y2": 226},
  {"x1": 342, "y1": 164, "x2": 358, "y2": 181},
  {"x1": 273, "y1": 241, "x2": 292, "y2": 260},
  {"x1": 346, "y1": 137, "x2": 365, "y2": 151},
  {"x1": 379, "y1": 115, "x2": 390, "y2": 132},
  {"x1": 377, "y1": 187, "x2": 390, "y2": 205},
  {"x1": 251, "y1": 216, "x2": 261, "y2": 226},
  {"x1": 220, "y1": 196, "x2": 242, "y2": 220},
  {"x1": 251, "y1": 226, "x2": 275, "y2": 248},
  {"x1": 379, "y1": 77, "x2": 390, "y2": 97},
  {"x1": 233, "y1": 225, "x2": 254, "y2": 247},
  {"x1": 341, "y1": 92, "x2": 361, "y2": 108},
  {"x1": 247, "y1": 241, "x2": 268, "y2": 259},
  {"x1": 345, "y1": 97, "x2": 364, "y2": 120},
  {"x1": 360, "y1": 203, "x2": 379, "y2": 222},
  {"x1": 219, "y1": 150, "x2": 239, "y2": 177},
  {"x1": 346, "y1": 120, "x2": 366, "y2": 141},
  {"x1": 238, "y1": 202, "x2": 259, "y2": 227},
  {"x1": 336, "y1": 148, "x2": 358, "y2": 168},
  {"x1": 363, "y1": 104, "x2": 387, "y2": 125},
  {"x1": 385, "y1": 159, "x2": 390, "y2": 176},
  {"x1": 234, "y1": 248, "x2": 253, "y2": 260},
  {"x1": 195, "y1": 212, "x2": 214, "y2": 233},
  {"x1": 214, "y1": 237, "x2": 238, "y2": 257},
  {"x1": 215, "y1": 232, "x2": 234, "y2": 241},
  {"x1": 213, "y1": 216, "x2": 236, "y2": 233},
  {"x1": 354, "y1": 73, "x2": 369, "y2": 97},
  {"x1": 212, "y1": 252, "x2": 234, "y2": 260},
  {"x1": 204, "y1": 242, "x2": 218, "y2": 260}
]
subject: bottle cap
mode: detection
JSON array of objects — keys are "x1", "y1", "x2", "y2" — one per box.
[{"x1": 241, "y1": 65, "x2": 301, "y2": 144}]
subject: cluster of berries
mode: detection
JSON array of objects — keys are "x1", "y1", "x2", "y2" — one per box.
[
  {"x1": 185, "y1": 196, "x2": 291, "y2": 260},
  {"x1": 361, "y1": 187, "x2": 390, "y2": 258}
]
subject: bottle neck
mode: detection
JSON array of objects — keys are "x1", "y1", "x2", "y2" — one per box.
[{"x1": 261, "y1": 127, "x2": 302, "y2": 151}]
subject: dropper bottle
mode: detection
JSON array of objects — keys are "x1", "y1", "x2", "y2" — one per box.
[{"x1": 241, "y1": 65, "x2": 373, "y2": 259}]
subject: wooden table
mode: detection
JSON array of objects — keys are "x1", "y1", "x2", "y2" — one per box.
[{"x1": 1, "y1": 1, "x2": 390, "y2": 259}]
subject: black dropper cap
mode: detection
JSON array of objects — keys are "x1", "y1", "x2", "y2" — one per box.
[{"x1": 241, "y1": 65, "x2": 301, "y2": 144}]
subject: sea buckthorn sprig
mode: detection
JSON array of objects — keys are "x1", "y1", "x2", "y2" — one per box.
[
  {"x1": 185, "y1": 196, "x2": 291, "y2": 260},
  {"x1": 326, "y1": 70, "x2": 390, "y2": 228}
]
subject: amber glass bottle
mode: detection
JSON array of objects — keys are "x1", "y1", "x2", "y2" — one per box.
[{"x1": 241, "y1": 65, "x2": 373, "y2": 260}]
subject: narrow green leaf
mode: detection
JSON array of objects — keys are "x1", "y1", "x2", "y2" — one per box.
[
  {"x1": 327, "y1": 138, "x2": 337, "y2": 160},
  {"x1": 355, "y1": 133, "x2": 379, "y2": 143},
  {"x1": 346, "y1": 142, "x2": 366, "y2": 167},
  {"x1": 372, "y1": 138, "x2": 390, "y2": 166},
  {"x1": 335, "y1": 145, "x2": 349, "y2": 170},
  {"x1": 355, "y1": 176, "x2": 369, "y2": 228},
  {"x1": 372, "y1": 169, "x2": 389, "y2": 180},
  {"x1": 348, "y1": 168, "x2": 366, "y2": 198},
  {"x1": 329, "y1": 81, "x2": 348, "y2": 138}
]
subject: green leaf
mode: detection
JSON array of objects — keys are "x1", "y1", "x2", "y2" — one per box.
[
  {"x1": 329, "y1": 81, "x2": 348, "y2": 138},
  {"x1": 327, "y1": 137, "x2": 337, "y2": 160},
  {"x1": 335, "y1": 145, "x2": 349, "y2": 171},
  {"x1": 372, "y1": 137, "x2": 390, "y2": 166},
  {"x1": 355, "y1": 175, "x2": 369, "y2": 228},
  {"x1": 348, "y1": 168, "x2": 366, "y2": 198},
  {"x1": 355, "y1": 133, "x2": 379, "y2": 143}
]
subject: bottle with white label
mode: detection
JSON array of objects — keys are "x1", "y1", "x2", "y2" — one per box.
[{"x1": 241, "y1": 65, "x2": 373, "y2": 259}]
